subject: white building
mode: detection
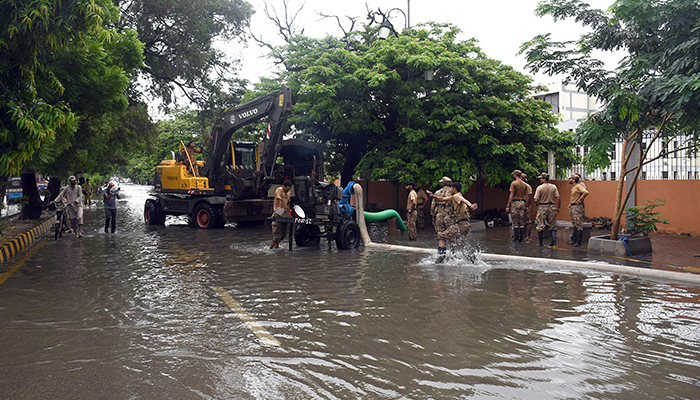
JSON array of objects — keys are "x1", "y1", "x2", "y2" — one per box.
[{"x1": 533, "y1": 82, "x2": 700, "y2": 181}]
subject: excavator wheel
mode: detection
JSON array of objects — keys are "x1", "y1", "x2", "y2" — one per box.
[
  {"x1": 192, "y1": 202, "x2": 223, "y2": 229},
  {"x1": 335, "y1": 219, "x2": 361, "y2": 250},
  {"x1": 213, "y1": 205, "x2": 226, "y2": 228},
  {"x1": 144, "y1": 199, "x2": 165, "y2": 225}
]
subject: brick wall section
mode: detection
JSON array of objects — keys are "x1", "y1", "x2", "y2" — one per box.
[{"x1": 358, "y1": 179, "x2": 700, "y2": 235}]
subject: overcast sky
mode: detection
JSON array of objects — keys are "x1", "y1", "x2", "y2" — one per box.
[{"x1": 238, "y1": 0, "x2": 619, "y2": 86}]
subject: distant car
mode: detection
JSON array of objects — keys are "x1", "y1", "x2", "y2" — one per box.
[
  {"x1": 36, "y1": 174, "x2": 48, "y2": 190},
  {"x1": 6, "y1": 177, "x2": 22, "y2": 204}
]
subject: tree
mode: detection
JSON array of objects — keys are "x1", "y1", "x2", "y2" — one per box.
[
  {"x1": 34, "y1": 27, "x2": 153, "y2": 180},
  {"x1": 520, "y1": 0, "x2": 700, "y2": 240},
  {"x1": 274, "y1": 22, "x2": 574, "y2": 186},
  {"x1": 114, "y1": 0, "x2": 253, "y2": 110},
  {"x1": 0, "y1": 0, "x2": 115, "y2": 177}
]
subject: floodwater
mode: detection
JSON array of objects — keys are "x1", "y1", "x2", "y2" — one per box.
[{"x1": 1, "y1": 184, "x2": 699, "y2": 399}]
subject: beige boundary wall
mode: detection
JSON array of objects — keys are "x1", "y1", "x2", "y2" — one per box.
[{"x1": 359, "y1": 179, "x2": 700, "y2": 236}]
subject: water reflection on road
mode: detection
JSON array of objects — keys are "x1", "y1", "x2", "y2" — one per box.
[{"x1": 0, "y1": 184, "x2": 699, "y2": 399}]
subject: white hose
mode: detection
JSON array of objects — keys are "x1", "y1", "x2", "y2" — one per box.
[
  {"x1": 352, "y1": 183, "x2": 371, "y2": 245},
  {"x1": 352, "y1": 184, "x2": 699, "y2": 285}
]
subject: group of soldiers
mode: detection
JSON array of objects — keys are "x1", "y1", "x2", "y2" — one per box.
[
  {"x1": 404, "y1": 170, "x2": 590, "y2": 261},
  {"x1": 405, "y1": 176, "x2": 479, "y2": 261},
  {"x1": 506, "y1": 169, "x2": 589, "y2": 247}
]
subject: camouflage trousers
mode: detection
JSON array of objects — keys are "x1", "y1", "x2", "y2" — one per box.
[
  {"x1": 407, "y1": 210, "x2": 417, "y2": 241},
  {"x1": 510, "y1": 200, "x2": 528, "y2": 228},
  {"x1": 434, "y1": 212, "x2": 453, "y2": 239},
  {"x1": 416, "y1": 206, "x2": 426, "y2": 230},
  {"x1": 535, "y1": 204, "x2": 557, "y2": 231},
  {"x1": 569, "y1": 204, "x2": 585, "y2": 230},
  {"x1": 438, "y1": 219, "x2": 471, "y2": 246},
  {"x1": 271, "y1": 221, "x2": 288, "y2": 246}
]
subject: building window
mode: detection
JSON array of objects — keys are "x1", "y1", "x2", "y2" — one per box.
[
  {"x1": 662, "y1": 171, "x2": 668, "y2": 179},
  {"x1": 611, "y1": 172, "x2": 616, "y2": 180},
  {"x1": 674, "y1": 171, "x2": 678, "y2": 180},
  {"x1": 689, "y1": 171, "x2": 693, "y2": 180},
  {"x1": 641, "y1": 171, "x2": 647, "y2": 180},
  {"x1": 674, "y1": 141, "x2": 679, "y2": 158}
]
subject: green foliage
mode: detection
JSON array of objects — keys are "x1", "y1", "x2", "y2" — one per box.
[
  {"x1": 114, "y1": 0, "x2": 253, "y2": 110},
  {"x1": 0, "y1": 0, "x2": 152, "y2": 179},
  {"x1": 521, "y1": 0, "x2": 700, "y2": 239},
  {"x1": 625, "y1": 199, "x2": 669, "y2": 236},
  {"x1": 276, "y1": 22, "x2": 571, "y2": 187},
  {"x1": 521, "y1": 0, "x2": 700, "y2": 172},
  {"x1": 0, "y1": 0, "x2": 119, "y2": 176}
]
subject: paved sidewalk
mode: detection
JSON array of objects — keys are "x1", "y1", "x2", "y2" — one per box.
[{"x1": 387, "y1": 223, "x2": 700, "y2": 274}]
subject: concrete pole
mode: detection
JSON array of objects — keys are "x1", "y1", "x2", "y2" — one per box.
[
  {"x1": 624, "y1": 141, "x2": 639, "y2": 227},
  {"x1": 547, "y1": 151, "x2": 556, "y2": 179}
]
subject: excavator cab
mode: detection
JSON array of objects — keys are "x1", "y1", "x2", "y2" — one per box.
[{"x1": 154, "y1": 141, "x2": 213, "y2": 195}]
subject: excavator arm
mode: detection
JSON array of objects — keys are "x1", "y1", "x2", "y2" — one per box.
[{"x1": 199, "y1": 87, "x2": 292, "y2": 195}]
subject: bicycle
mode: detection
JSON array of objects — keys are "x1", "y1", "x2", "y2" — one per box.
[{"x1": 49, "y1": 202, "x2": 69, "y2": 240}]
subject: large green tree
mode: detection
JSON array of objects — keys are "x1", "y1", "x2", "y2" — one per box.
[
  {"x1": 114, "y1": 0, "x2": 253, "y2": 109},
  {"x1": 274, "y1": 22, "x2": 574, "y2": 187},
  {"x1": 35, "y1": 27, "x2": 153, "y2": 180},
  {"x1": 0, "y1": 0, "x2": 116, "y2": 177},
  {"x1": 521, "y1": 0, "x2": 700, "y2": 239}
]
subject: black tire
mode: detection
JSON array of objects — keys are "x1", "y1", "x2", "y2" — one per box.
[
  {"x1": 213, "y1": 205, "x2": 226, "y2": 228},
  {"x1": 144, "y1": 199, "x2": 165, "y2": 225},
  {"x1": 192, "y1": 202, "x2": 223, "y2": 229},
  {"x1": 295, "y1": 225, "x2": 321, "y2": 247},
  {"x1": 336, "y1": 219, "x2": 361, "y2": 250}
]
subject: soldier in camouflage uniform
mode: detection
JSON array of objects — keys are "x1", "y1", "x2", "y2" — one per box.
[
  {"x1": 566, "y1": 174, "x2": 589, "y2": 247},
  {"x1": 428, "y1": 176, "x2": 454, "y2": 255},
  {"x1": 430, "y1": 176, "x2": 453, "y2": 260},
  {"x1": 505, "y1": 170, "x2": 531, "y2": 242},
  {"x1": 405, "y1": 181, "x2": 418, "y2": 241},
  {"x1": 533, "y1": 173, "x2": 560, "y2": 247},
  {"x1": 430, "y1": 182, "x2": 478, "y2": 251}
]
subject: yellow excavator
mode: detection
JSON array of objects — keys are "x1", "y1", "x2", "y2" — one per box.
[{"x1": 144, "y1": 87, "x2": 304, "y2": 228}]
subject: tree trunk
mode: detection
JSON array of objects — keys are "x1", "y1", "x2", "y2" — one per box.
[
  {"x1": 610, "y1": 135, "x2": 632, "y2": 241},
  {"x1": 609, "y1": 177, "x2": 626, "y2": 241},
  {"x1": 48, "y1": 176, "x2": 62, "y2": 200},
  {"x1": 339, "y1": 138, "x2": 368, "y2": 187},
  {"x1": 19, "y1": 171, "x2": 43, "y2": 220}
]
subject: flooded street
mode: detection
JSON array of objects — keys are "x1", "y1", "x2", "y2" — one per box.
[{"x1": 1, "y1": 184, "x2": 699, "y2": 399}]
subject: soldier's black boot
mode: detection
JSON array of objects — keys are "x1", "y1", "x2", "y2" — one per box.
[
  {"x1": 549, "y1": 230, "x2": 557, "y2": 248},
  {"x1": 519, "y1": 228, "x2": 525, "y2": 243},
  {"x1": 537, "y1": 231, "x2": 544, "y2": 246},
  {"x1": 567, "y1": 230, "x2": 576, "y2": 245},
  {"x1": 513, "y1": 228, "x2": 520, "y2": 242},
  {"x1": 573, "y1": 230, "x2": 583, "y2": 247},
  {"x1": 437, "y1": 246, "x2": 446, "y2": 263}
]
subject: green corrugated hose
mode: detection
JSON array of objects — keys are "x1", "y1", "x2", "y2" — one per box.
[{"x1": 363, "y1": 210, "x2": 408, "y2": 231}]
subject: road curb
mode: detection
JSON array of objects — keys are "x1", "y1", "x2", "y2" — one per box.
[{"x1": 0, "y1": 217, "x2": 54, "y2": 266}]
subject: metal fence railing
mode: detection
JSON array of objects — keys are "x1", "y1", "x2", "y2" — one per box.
[{"x1": 560, "y1": 134, "x2": 700, "y2": 181}]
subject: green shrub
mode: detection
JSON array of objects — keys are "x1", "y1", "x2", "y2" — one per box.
[{"x1": 625, "y1": 200, "x2": 669, "y2": 236}]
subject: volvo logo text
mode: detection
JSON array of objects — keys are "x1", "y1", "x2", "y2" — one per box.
[{"x1": 238, "y1": 108, "x2": 259, "y2": 120}]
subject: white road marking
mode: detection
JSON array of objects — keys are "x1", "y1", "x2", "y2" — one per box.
[{"x1": 213, "y1": 286, "x2": 281, "y2": 347}]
